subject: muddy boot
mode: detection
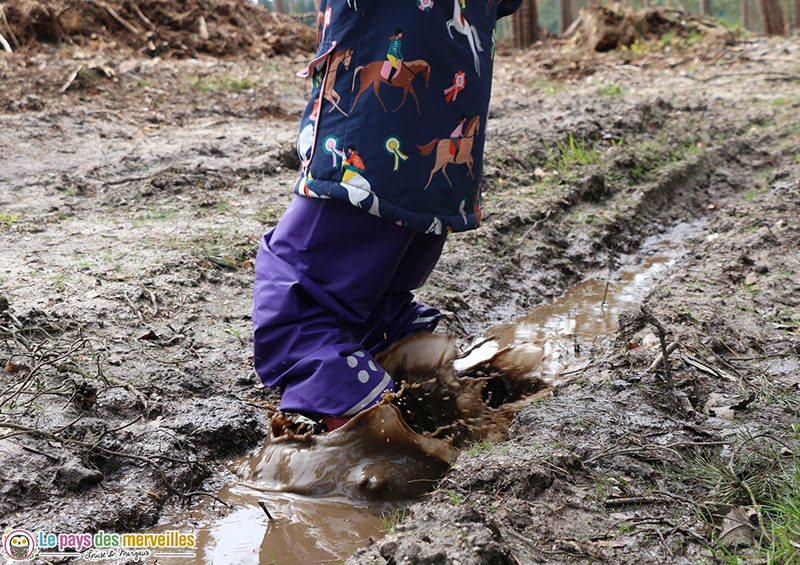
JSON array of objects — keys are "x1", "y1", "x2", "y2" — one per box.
[{"x1": 270, "y1": 412, "x2": 324, "y2": 439}]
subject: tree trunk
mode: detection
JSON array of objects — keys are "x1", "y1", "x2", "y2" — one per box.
[
  {"x1": 701, "y1": 0, "x2": 713, "y2": 16},
  {"x1": 513, "y1": 0, "x2": 541, "y2": 47},
  {"x1": 741, "y1": 0, "x2": 750, "y2": 29},
  {"x1": 274, "y1": 0, "x2": 286, "y2": 14},
  {"x1": 759, "y1": 0, "x2": 786, "y2": 34},
  {"x1": 560, "y1": 0, "x2": 573, "y2": 33},
  {"x1": 793, "y1": 0, "x2": 800, "y2": 32},
  {"x1": 782, "y1": 0, "x2": 792, "y2": 32}
]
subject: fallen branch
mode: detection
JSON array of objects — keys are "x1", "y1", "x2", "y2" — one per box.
[
  {"x1": 129, "y1": 2, "x2": 155, "y2": 31},
  {"x1": 685, "y1": 70, "x2": 799, "y2": 83},
  {"x1": 640, "y1": 305, "x2": 675, "y2": 390},
  {"x1": 680, "y1": 351, "x2": 740, "y2": 384},
  {"x1": 60, "y1": 65, "x2": 83, "y2": 93},
  {"x1": 85, "y1": 0, "x2": 143, "y2": 37}
]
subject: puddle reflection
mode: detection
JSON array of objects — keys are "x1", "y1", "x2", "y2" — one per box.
[
  {"x1": 468, "y1": 221, "x2": 705, "y2": 382},
  {"x1": 155, "y1": 477, "x2": 393, "y2": 564}
]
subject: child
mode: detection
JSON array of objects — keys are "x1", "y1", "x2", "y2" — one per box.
[{"x1": 254, "y1": 0, "x2": 521, "y2": 431}]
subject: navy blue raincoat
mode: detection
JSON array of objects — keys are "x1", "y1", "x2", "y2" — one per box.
[{"x1": 293, "y1": 0, "x2": 521, "y2": 235}]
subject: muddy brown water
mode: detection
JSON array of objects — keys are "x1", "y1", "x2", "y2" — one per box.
[
  {"x1": 154, "y1": 221, "x2": 703, "y2": 565},
  {"x1": 457, "y1": 221, "x2": 705, "y2": 380}
]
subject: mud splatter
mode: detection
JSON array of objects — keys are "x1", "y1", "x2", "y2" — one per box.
[{"x1": 259, "y1": 334, "x2": 551, "y2": 502}]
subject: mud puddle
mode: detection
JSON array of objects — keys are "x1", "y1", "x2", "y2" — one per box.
[
  {"x1": 155, "y1": 487, "x2": 388, "y2": 564},
  {"x1": 154, "y1": 402, "x2": 455, "y2": 564},
  {"x1": 456, "y1": 220, "x2": 707, "y2": 381},
  {"x1": 154, "y1": 220, "x2": 705, "y2": 565}
]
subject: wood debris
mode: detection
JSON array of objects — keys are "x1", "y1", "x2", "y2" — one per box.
[
  {"x1": 1, "y1": 0, "x2": 316, "y2": 58},
  {"x1": 567, "y1": 4, "x2": 735, "y2": 52}
]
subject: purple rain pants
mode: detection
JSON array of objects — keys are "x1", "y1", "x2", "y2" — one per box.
[{"x1": 253, "y1": 196, "x2": 447, "y2": 420}]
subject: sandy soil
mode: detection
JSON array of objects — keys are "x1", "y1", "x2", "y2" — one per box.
[{"x1": 1, "y1": 27, "x2": 800, "y2": 564}]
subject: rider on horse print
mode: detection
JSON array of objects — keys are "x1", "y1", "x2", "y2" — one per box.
[
  {"x1": 450, "y1": 113, "x2": 467, "y2": 159},
  {"x1": 386, "y1": 29, "x2": 403, "y2": 84}
]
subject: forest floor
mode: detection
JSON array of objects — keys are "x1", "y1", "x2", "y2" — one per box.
[{"x1": 2, "y1": 20, "x2": 800, "y2": 565}]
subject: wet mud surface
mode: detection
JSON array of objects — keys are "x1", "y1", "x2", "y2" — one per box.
[{"x1": 2, "y1": 32, "x2": 800, "y2": 564}]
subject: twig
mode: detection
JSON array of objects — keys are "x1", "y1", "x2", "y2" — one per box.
[
  {"x1": 53, "y1": 414, "x2": 85, "y2": 435},
  {"x1": 257, "y1": 500, "x2": 274, "y2": 520},
  {"x1": 90, "y1": 414, "x2": 145, "y2": 447},
  {"x1": 648, "y1": 342, "x2": 680, "y2": 372},
  {"x1": 184, "y1": 491, "x2": 231, "y2": 508},
  {"x1": 0, "y1": 421, "x2": 192, "y2": 466},
  {"x1": 680, "y1": 351, "x2": 740, "y2": 384},
  {"x1": 558, "y1": 363, "x2": 593, "y2": 377},
  {"x1": 0, "y1": 336, "x2": 94, "y2": 408},
  {"x1": 539, "y1": 458, "x2": 572, "y2": 477},
  {"x1": 518, "y1": 209, "x2": 552, "y2": 243},
  {"x1": 608, "y1": 515, "x2": 709, "y2": 546},
  {"x1": 640, "y1": 305, "x2": 673, "y2": 390},
  {"x1": 60, "y1": 66, "x2": 84, "y2": 93},
  {"x1": 502, "y1": 527, "x2": 602, "y2": 561},
  {"x1": 584, "y1": 440, "x2": 731, "y2": 465},
  {"x1": 684, "y1": 70, "x2": 799, "y2": 82},
  {"x1": 103, "y1": 175, "x2": 152, "y2": 186},
  {"x1": 604, "y1": 496, "x2": 662, "y2": 508},
  {"x1": 104, "y1": 374, "x2": 149, "y2": 409},
  {"x1": 525, "y1": 499, "x2": 561, "y2": 513},
  {"x1": 146, "y1": 289, "x2": 159, "y2": 317},
  {"x1": 124, "y1": 293, "x2": 145, "y2": 321}
]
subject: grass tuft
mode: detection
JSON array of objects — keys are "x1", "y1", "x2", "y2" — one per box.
[
  {"x1": 380, "y1": 508, "x2": 408, "y2": 535},
  {"x1": 545, "y1": 133, "x2": 600, "y2": 173}
]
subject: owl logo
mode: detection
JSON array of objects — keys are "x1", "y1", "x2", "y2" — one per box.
[{"x1": 1, "y1": 528, "x2": 37, "y2": 561}]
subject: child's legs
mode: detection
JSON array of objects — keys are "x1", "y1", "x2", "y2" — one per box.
[
  {"x1": 357, "y1": 230, "x2": 447, "y2": 354},
  {"x1": 253, "y1": 196, "x2": 444, "y2": 418}
]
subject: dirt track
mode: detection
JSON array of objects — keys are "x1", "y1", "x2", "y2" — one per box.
[{"x1": 2, "y1": 24, "x2": 800, "y2": 565}]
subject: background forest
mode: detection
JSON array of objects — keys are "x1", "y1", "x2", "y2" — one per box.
[{"x1": 256, "y1": 0, "x2": 799, "y2": 36}]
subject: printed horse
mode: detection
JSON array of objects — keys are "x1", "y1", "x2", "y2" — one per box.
[
  {"x1": 417, "y1": 115, "x2": 481, "y2": 190},
  {"x1": 324, "y1": 49, "x2": 353, "y2": 116},
  {"x1": 446, "y1": 0, "x2": 483, "y2": 76},
  {"x1": 350, "y1": 59, "x2": 430, "y2": 115}
]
